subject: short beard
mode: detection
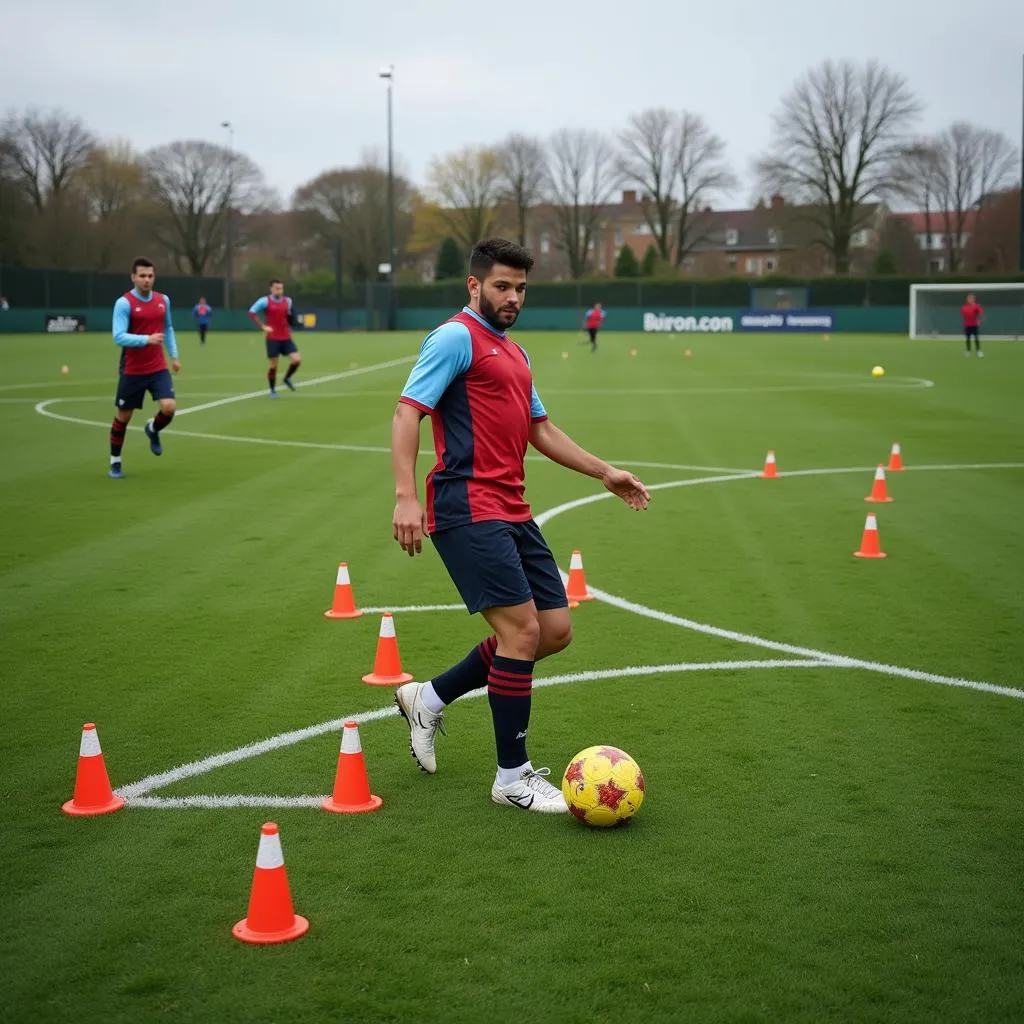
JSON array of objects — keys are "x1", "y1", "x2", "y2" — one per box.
[{"x1": 478, "y1": 292, "x2": 518, "y2": 332}]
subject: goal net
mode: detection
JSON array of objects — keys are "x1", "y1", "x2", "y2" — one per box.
[{"x1": 909, "y1": 283, "x2": 1024, "y2": 340}]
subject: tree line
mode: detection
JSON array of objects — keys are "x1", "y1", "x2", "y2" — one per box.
[{"x1": 0, "y1": 58, "x2": 1018, "y2": 290}]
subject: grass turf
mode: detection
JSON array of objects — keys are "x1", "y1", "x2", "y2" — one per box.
[{"x1": 1, "y1": 327, "x2": 1022, "y2": 1024}]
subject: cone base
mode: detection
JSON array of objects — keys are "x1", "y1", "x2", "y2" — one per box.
[
  {"x1": 232, "y1": 914, "x2": 309, "y2": 945},
  {"x1": 361, "y1": 671, "x2": 413, "y2": 686},
  {"x1": 568, "y1": 600, "x2": 580, "y2": 609},
  {"x1": 324, "y1": 609, "x2": 364, "y2": 620},
  {"x1": 854, "y1": 551, "x2": 888, "y2": 559},
  {"x1": 61, "y1": 794, "x2": 125, "y2": 816},
  {"x1": 888, "y1": 465, "x2": 905, "y2": 472},
  {"x1": 566, "y1": 593, "x2": 594, "y2": 603},
  {"x1": 760, "y1": 471, "x2": 777, "y2": 479},
  {"x1": 864, "y1": 496, "x2": 894, "y2": 503},
  {"x1": 321, "y1": 794, "x2": 383, "y2": 814}
]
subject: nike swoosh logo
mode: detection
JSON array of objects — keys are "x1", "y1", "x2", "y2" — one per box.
[{"x1": 504, "y1": 791, "x2": 535, "y2": 809}]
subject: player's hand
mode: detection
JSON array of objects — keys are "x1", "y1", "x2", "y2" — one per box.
[
  {"x1": 147, "y1": 332, "x2": 165, "y2": 346},
  {"x1": 393, "y1": 496, "x2": 428, "y2": 556},
  {"x1": 171, "y1": 359, "x2": 181, "y2": 373},
  {"x1": 601, "y1": 467, "x2": 651, "y2": 511},
  {"x1": 261, "y1": 324, "x2": 273, "y2": 335}
]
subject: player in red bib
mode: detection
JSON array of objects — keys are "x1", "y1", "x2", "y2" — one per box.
[
  {"x1": 961, "y1": 292, "x2": 984, "y2": 357},
  {"x1": 108, "y1": 258, "x2": 180, "y2": 478},
  {"x1": 584, "y1": 302, "x2": 606, "y2": 351},
  {"x1": 249, "y1": 279, "x2": 302, "y2": 396},
  {"x1": 391, "y1": 238, "x2": 651, "y2": 815}
]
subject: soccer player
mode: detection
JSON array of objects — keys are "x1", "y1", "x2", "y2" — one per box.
[
  {"x1": 391, "y1": 238, "x2": 651, "y2": 815},
  {"x1": 248, "y1": 280, "x2": 301, "y2": 396},
  {"x1": 584, "y1": 301, "x2": 606, "y2": 351},
  {"x1": 108, "y1": 258, "x2": 180, "y2": 479},
  {"x1": 961, "y1": 292, "x2": 984, "y2": 357},
  {"x1": 192, "y1": 296, "x2": 212, "y2": 345}
]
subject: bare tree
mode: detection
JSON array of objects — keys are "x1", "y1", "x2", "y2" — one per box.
[
  {"x1": 427, "y1": 147, "x2": 502, "y2": 251},
  {"x1": 931, "y1": 123, "x2": 1018, "y2": 271},
  {"x1": 755, "y1": 60, "x2": 921, "y2": 273},
  {"x1": 545, "y1": 128, "x2": 619, "y2": 279},
  {"x1": 0, "y1": 108, "x2": 95, "y2": 211},
  {"x1": 671, "y1": 112, "x2": 738, "y2": 266},
  {"x1": 143, "y1": 140, "x2": 272, "y2": 274},
  {"x1": 79, "y1": 142, "x2": 145, "y2": 270},
  {"x1": 892, "y1": 142, "x2": 943, "y2": 265},
  {"x1": 293, "y1": 155, "x2": 414, "y2": 281},
  {"x1": 495, "y1": 133, "x2": 547, "y2": 246},
  {"x1": 618, "y1": 109, "x2": 677, "y2": 261}
]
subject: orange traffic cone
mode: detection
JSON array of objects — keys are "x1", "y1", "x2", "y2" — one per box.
[
  {"x1": 565, "y1": 550, "x2": 594, "y2": 604},
  {"x1": 854, "y1": 513, "x2": 887, "y2": 559},
  {"x1": 761, "y1": 451, "x2": 778, "y2": 478},
  {"x1": 324, "y1": 562, "x2": 363, "y2": 620},
  {"x1": 888, "y1": 443, "x2": 904, "y2": 472},
  {"x1": 865, "y1": 465, "x2": 894, "y2": 503},
  {"x1": 232, "y1": 823, "x2": 309, "y2": 945},
  {"x1": 62, "y1": 723, "x2": 125, "y2": 816},
  {"x1": 362, "y1": 613, "x2": 414, "y2": 685},
  {"x1": 322, "y1": 721, "x2": 383, "y2": 814}
]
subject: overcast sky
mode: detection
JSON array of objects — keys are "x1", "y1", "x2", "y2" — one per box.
[{"x1": 2, "y1": 0, "x2": 1020, "y2": 208}]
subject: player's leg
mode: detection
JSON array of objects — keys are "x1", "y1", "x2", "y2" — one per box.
[
  {"x1": 965, "y1": 328, "x2": 972, "y2": 355},
  {"x1": 974, "y1": 329, "x2": 983, "y2": 356},
  {"x1": 144, "y1": 373, "x2": 177, "y2": 456},
  {"x1": 109, "y1": 376, "x2": 144, "y2": 477},
  {"x1": 283, "y1": 345, "x2": 302, "y2": 391},
  {"x1": 199, "y1": 324, "x2": 207, "y2": 346},
  {"x1": 516, "y1": 519, "x2": 573, "y2": 660},
  {"x1": 266, "y1": 347, "x2": 279, "y2": 396},
  {"x1": 588, "y1": 328, "x2": 597, "y2": 351},
  {"x1": 395, "y1": 522, "x2": 520, "y2": 773}
]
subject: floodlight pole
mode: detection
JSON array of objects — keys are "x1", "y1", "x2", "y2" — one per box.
[
  {"x1": 1019, "y1": 54, "x2": 1023, "y2": 271},
  {"x1": 222, "y1": 121, "x2": 235, "y2": 309},
  {"x1": 379, "y1": 65, "x2": 396, "y2": 330}
]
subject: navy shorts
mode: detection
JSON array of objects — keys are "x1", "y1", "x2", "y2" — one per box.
[
  {"x1": 964, "y1": 326, "x2": 979, "y2": 341},
  {"x1": 266, "y1": 339, "x2": 298, "y2": 359},
  {"x1": 431, "y1": 519, "x2": 569, "y2": 615},
  {"x1": 115, "y1": 370, "x2": 175, "y2": 410}
]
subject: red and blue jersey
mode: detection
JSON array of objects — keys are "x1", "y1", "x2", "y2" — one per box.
[
  {"x1": 193, "y1": 302, "x2": 212, "y2": 325},
  {"x1": 399, "y1": 307, "x2": 548, "y2": 534},
  {"x1": 249, "y1": 294, "x2": 292, "y2": 340},
  {"x1": 112, "y1": 289, "x2": 177, "y2": 375},
  {"x1": 585, "y1": 306, "x2": 606, "y2": 330},
  {"x1": 961, "y1": 302, "x2": 983, "y2": 328}
]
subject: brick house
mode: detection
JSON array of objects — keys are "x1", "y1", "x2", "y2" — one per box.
[{"x1": 890, "y1": 211, "x2": 979, "y2": 274}]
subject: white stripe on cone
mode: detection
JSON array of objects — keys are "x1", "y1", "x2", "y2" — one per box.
[
  {"x1": 874, "y1": 466, "x2": 886, "y2": 482},
  {"x1": 765, "y1": 451, "x2": 776, "y2": 463},
  {"x1": 569, "y1": 551, "x2": 584, "y2": 571},
  {"x1": 865, "y1": 514, "x2": 879, "y2": 530},
  {"x1": 340, "y1": 722, "x2": 362, "y2": 754},
  {"x1": 891, "y1": 444, "x2": 901, "y2": 455},
  {"x1": 79, "y1": 724, "x2": 102, "y2": 758},
  {"x1": 255, "y1": 825, "x2": 285, "y2": 869},
  {"x1": 378, "y1": 614, "x2": 396, "y2": 639},
  {"x1": 336, "y1": 564, "x2": 351, "y2": 585}
]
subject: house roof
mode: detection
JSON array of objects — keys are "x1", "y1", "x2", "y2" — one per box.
[{"x1": 894, "y1": 210, "x2": 979, "y2": 234}]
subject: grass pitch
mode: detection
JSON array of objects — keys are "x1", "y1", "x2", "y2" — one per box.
[{"x1": 1, "y1": 326, "x2": 1022, "y2": 1023}]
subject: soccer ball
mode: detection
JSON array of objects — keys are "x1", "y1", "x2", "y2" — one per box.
[
  {"x1": 562, "y1": 745, "x2": 645, "y2": 827},
  {"x1": 871, "y1": 365, "x2": 885, "y2": 377}
]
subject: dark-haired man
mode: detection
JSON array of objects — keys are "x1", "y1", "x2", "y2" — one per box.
[
  {"x1": 108, "y1": 258, "x2": 180, "y2": 478},
  {"x1": 249, "y1": 279, "x2": 302, "y2": 396},
  {"x1": 391, "y1": 238, "x2": 651, "y2": 814}
]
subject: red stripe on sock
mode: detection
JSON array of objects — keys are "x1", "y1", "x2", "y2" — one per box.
[
  {"x1": 489, "y1": 669, "x2": 534, "y2": 684},
  {"x1": 487, "y1": 684, "x2": 533, "y2": 698}
]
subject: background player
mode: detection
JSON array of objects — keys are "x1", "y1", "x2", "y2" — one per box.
[
  {"x1": 248, "y1": 280, "x2": 301, "y2": 395},
  {"x1": 391, "y1": 238, "x2": 650, "y2": 815},
  {"x1": 961, "y1": 292, "x2": 984, "y2": 357},
  {"x1": 192, "y1": 296, "x2": 212, "y2": 345},
  {"x1": 109, "y1": 258, "x2": 180, "y2": 479},
  {"x1": 583, "y1": 301, "x2": 606, "y2": 351}
]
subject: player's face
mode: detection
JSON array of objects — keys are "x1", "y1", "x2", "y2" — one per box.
[
  {"x1": 471, "y1": 265, "x2": 527, "y2": 331},
  {"x1": 132, "y1": 266, "x2": 155, "y2": 295},
  {"x1": 270, "y1": 282, "x2": 284, "y2": 299},
  {"x1": 967, "y1": 293, "x2": 975, "y2": 303}
]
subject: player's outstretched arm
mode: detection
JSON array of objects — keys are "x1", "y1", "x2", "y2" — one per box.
[
  {"x1": 392, "y1": 403, "x2": 429, "y2": 556},
  {"x1": 112, "y1": 296, "x2": 157, "y2": 347},
  {"x1": 529, "y1": 420, "x2": 650, "y2": 511}
]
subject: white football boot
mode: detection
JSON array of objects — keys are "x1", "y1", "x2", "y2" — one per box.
[
  {"x1": 491, "y1": 767, "x2": 569, "y2": 814},
  {"x1": 394, "y1": 682, "x2": 445, "y2": 774}
]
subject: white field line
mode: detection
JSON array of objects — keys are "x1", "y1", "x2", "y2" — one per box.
[
  {"x1": 118, "y1": 659, "x2": 832, "y2": 807},
  {"x1": 361, "y1": 603, "x2": 467, "y2": 614},
  {"x1": 174, "y1": 356, "x2": 415, "y2": 416}
]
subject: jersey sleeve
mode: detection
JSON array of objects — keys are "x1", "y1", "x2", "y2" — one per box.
[
  {"x1": 112, "y1": 296, "x2": 148, "y2": 347},
  {"x1": 399, "y1": 322, "x2": 473, "y2": 413},
  {"x1": 530, "y1": 384, "x2": 548, "y2": 423},
  {"x1": 248, "y1": 296, "x2": 268, "y2": 316},
  {"x1": 163, "y1": 296, "x2": 178, "y2": 360}
]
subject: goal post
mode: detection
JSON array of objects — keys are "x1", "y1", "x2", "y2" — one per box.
[{"x1": 909, "y1": 282, "x2": 1024, "y2": 340}]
